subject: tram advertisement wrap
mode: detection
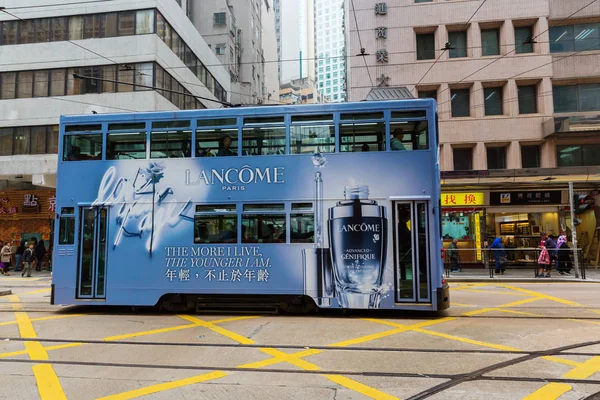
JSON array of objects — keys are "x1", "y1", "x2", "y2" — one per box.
[{"x1": 71, "y1": 149, "x2": 435, "y2": 309}]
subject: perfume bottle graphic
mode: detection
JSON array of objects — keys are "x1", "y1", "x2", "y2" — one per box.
[
  {"x1": 303, "y1": 155, "x2": 334, "y2": 307},
  {"x1": 328, "y1": 185, "x2": 387, "y2": 308}
]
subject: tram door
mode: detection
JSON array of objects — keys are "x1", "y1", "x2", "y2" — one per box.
[
  {"x1": 393, "y1": 201, "x2": 431, "y2": 303},
  {"x1": 77, "y1": 207, "x2": 108, "y2": 299}
]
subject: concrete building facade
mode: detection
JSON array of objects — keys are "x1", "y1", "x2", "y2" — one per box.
[
  {"x1": 193, "y1": 0, "x2": 278, "y2": 105},
  {"x1": 347, "y1": 0, "x2": 600, "y2": 265}
]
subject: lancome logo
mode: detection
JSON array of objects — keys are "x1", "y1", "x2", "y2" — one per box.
[
  {"x1": 185, "y1": 165, "x2": 285, "y2": 191},
  {"x1": 338, "y1": 223, "x2": 381, "y2": 233}
]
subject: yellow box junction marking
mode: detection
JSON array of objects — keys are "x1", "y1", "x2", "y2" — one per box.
[
  {"x1": 523, "y1": 383, "x2": 572, "y2": 400},
  {"x1": 8, "y1": 295, "x2": 67, "y2": 400}
]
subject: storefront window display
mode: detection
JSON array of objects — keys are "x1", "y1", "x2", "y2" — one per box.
[{"x1": 442, "y1": 209, "x2": 484, "y2": 263}]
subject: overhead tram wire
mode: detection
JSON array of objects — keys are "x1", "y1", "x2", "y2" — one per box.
[
  {"x1": 2, "y1": 0, "x2": 117, "y2": 10},
  {"x1": 428, "y1": 0, "x2": 599, "y2": 100},
  {"x1": 349, "y1": 0, "x2": 373, "y2": 88},
  {"x1": 413, "y1": 0, "x2": 489, "y2": 88},
  {"x1": 0, "y1": 8, "x2": 238, "y2": 108}
]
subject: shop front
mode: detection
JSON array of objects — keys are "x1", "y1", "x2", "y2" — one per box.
[
  {"x1": 485, "y1": 190, "x2": 565, "y2": 266},
  {"x1": 441, "y1": 191, "x2": 485, "y2": 265},
  {"x1": 0, "y1": 190, "x2": 56, "y2": 247}
]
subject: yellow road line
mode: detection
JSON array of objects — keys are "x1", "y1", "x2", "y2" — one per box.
[
  {"x1": 454, "y1": 289, "x2": 529, "y2": 296},
  {"x1": 238, "y1": 348, "x2": 321, "y2": 369},
  {"x1": 20, "y1": 288, "x2": 52, "y2": 295},
  {"x1": 463, "y1": 308, "x2": 495, "y2": 316},
  {"x1": 450, "y1": 303, "x2": 477, "y2": 307},
  {"x1": 522, "y1": 383, "x2": 572, "y2": 400},
  {"x1": 8, "y1": 295, "x2": 67, "y2": 399},
  {"x1": 260, "y1": 348, "x2": 321, "y2": 371},
  {"x1": 495, "y1": 309, "x2": 542, "y2": 317},
  {"x1": 33, "y1": 364, "x2": 68, "y2": 400},
  {"x1": 498, "y1": 297, "x2": 543, "y2": 308},
  {"x1": 177, "y1": 315, "x2": 256, "y2": 345},
  {"x1": 500, "y1": 285, "x2": 581, "y2": 306},
  {"x1": 96, "y1": 371, "x2": 228, "y2": 400},
  {"x1": 413, "y1": 328, "x2": 521, "y2": 352},
  {"x1": 0, "y1": 314, "x2": 84, "y2": 327},
  {"x1": 210, "y1": 316, "x2": 260, "y2": 324},
  {"x1": 0, "y1": 342, "x2": 82, "y2": 359},
  {"x1": 563, "y1": 356, "x2": 600, "y2": 379},
  {"x1": 542, "y1": 356, "x2": 582, "y2": 367},
  {"x1": 104, "y1": 323, "x2": 198, "y2": 341},
  {"x1": 325, "y1": 375, "x2": 400, "y2": 400},
  {"x1": 568, "y1": 318, "x2": 600, "y2": 326}
]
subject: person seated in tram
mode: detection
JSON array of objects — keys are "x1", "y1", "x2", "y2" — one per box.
[
  {"x1": 217, "y1": 135, "x2": 237, "y2": 157},
  {"x1": 390, "y1": 129, "x2": 407, "y2": 151}
]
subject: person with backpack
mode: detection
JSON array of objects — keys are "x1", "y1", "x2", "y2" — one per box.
[
  {"x1": 537, "y1": 232, "x2": 551, "y2": 278},
  {"x1": 22, "y1": 243, "x2": 36, "y2": 278},
  {"x1": 489, "y1": 237, "x2": 507, "y2": 275}
]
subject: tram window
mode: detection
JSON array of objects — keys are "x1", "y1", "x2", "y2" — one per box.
[
  {"x1": 63, "y1": 134, "x2": 103, "y2": 161},
  {"x1": 196, "y1": 204, "x2": 236, "y2": 213},
  {"x1": 152, "y1": 120, "x2": 190, "y2": 129},
  {"x1": 291, "y1": 203, "x2": 314, "y2": 243},
  {"x1": 108, "y1": 123, "x2": 146, "y2": 131},
  {"x1": 151, "y1": 130, "x2": 192, "y2": 158},
  {"x1": 242, "y1": 117, "x2": 286, "y2": 156},
  {"x1": 290, "y1": 115, "x2": 334, "y2": 154},
  {"x1": 391, "y1": 111, "x2": 427, "y2": 119},
  {"x1": 197, "y1": 118, "x2": 237, "y2": 127},
  {"x1": 339, "y1": 121, "x2": 385, "y2": 152},
  {"x1": 194, "y1": 213, "x2": 238, "y2": 244},
  {"x1": 242, "y1": 203, "x2": 286, "y2": 243},
  {"x1": 196, "y1": 128, "x2": 238, "y2": 157},
  {"x1": 58, "y1": 216, "x2": 75, "y2": 245},
  {"x1": 65, "y1": 124, "x2": 102, "y2": 132},
  {"x1": 107, "y1": 132, "x2": 146, "y2": 159},
  {"x1": 390, "y1": 121, "x2": 429, "y2": 151}
]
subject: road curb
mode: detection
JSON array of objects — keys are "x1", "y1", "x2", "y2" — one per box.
[
  {"x1": 447, "y1": 278, "x2": 600, "y2": 283},
  {"x1": 0, "y1": 289, "x2": 12, "y2": 296}
]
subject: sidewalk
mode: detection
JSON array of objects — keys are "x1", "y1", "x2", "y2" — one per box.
[
  {"x1": 0, "y1": 270, "x2": 52, "y2": 296},
  {"x1": 445, "y1": 267, "x2": 600, "y2": 283}
]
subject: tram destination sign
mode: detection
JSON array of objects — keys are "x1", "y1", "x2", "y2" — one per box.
[{"x1": 491, "y1": 190, "x2": 562, "y2": 206}]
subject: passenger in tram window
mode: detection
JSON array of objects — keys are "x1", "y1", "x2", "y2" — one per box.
[
  {"x1": 217, "y1": 135, "x2": 236, "y2": 157},
  {"x1": 362, "y1": 144, "x2": 370, "y2": 152},
  {"x1": 390, "y1": 129, "x2": 407, "y2": 151},
  {"x1": 67, "y1": 146, "x2": 82, "y2": 161},
  {"x1": 220, "y1": 222, "x2": 237, "y2": 243}
]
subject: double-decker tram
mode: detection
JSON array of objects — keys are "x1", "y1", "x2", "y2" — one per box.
[{"x1": 51, "y1": 99, "x2": 449, "y2": 312}]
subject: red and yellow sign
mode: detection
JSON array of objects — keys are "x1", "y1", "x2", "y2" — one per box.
[{"x1": 441, "y1": 192, "x2": 484, "y2": 207}]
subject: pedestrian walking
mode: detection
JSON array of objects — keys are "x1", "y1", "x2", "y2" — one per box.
[
  {"x1": 34, "y1": 240, "x2": 47, "y2": 271},
  {"x1": 489, "y1": 237, "x2": 507, "y2": 275},
  {"x1": 22, "y1": 243, "x2": 36, "y2": 278},
  {"x1": 448, "y1": 239, "x2": 460, "y2": 272},
  {"x1": 15, "y1": 241, "x2": 25, "y2": 272},
  {"x1": 537, "y1": 232, "x2": 551, "y2": 278},
  {"x1": 1, "y1": 240, "x2": 12, "y2": 276}
]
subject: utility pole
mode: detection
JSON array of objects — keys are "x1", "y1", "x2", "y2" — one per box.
[{"x1": 569, "y1": 182, "x2": 581, "y2": 278}]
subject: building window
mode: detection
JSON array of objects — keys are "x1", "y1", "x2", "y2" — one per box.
[
  {"x1": 215, "y1": 44, "x2": 226, "y2": 55},
  {"x1": 550, "y1": 23, "x2": 600, "y2": 53},
  {"x1": 515, "y1": 26, "x2": 534, "y2": 54},
  {"x1": 553, "y1": 84, "x2": 600, "y2": 113},
  {"x1": 418, "y1": 90, "x2": 437, "y2": 101},
  {"x1": 214, "y1": 12, "x2": 226, "y2": 26},
  {"x1": 487, "y1": 147, "x2": 506, "y2": 170},
  {"x1": 416, "y1": 33, "x2": 435, "y2": 60},
  {"x1": 557, "y1": 144, "x2": 600, "y2": 167},
  {"x1": 518, "y1": 85, "x2": 537, "y2": 114},
  {"x1": 450, "y1": 89, "x2": 470, "y2": 117},
  {"x1": 135, "y1": 10, "x2": 155, "y2": 35},
  {"x1": 453, "y1": 148, "x2": 473, "y2": 170},
  {"x1": 481, "y1": 28, "x2": 500, "y2": 56},
  {"x1": 521, "y1": 145, "x2": 540, "y2": 168},
  {"x1": 484, "y1": 87, "x2": 503, "y2": 116},
  {"x1": 448, "y1": 31, "x2": 467, "y2": 58}
]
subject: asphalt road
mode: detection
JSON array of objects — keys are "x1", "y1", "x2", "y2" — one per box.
[{"x1": 1, "y1": 274, "x2": 600, "y2": 400}]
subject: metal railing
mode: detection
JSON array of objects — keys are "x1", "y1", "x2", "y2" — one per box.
[{"x1": 443, "y1": 248, "x2": 587, "y2": 279}]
